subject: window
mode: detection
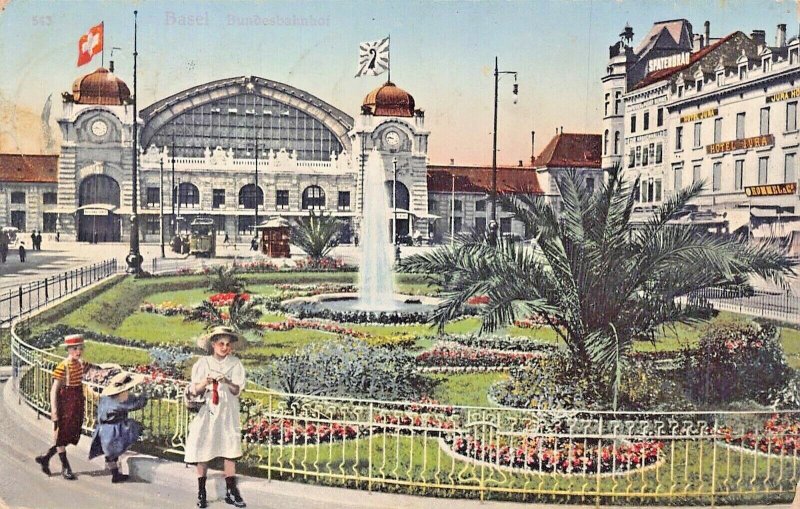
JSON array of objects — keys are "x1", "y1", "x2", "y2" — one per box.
[
  {"x1": 428, "y1": 199, "x2": 437, "y2": 213},
  {"x1": 758, "y1": 157, "x2": 769, "y2": 184},
  {"x1": 213, "y1": 216, "x2": 226, "y2": 233},
  {"x1": 175, "y1": 183, "x2": 200, "y2": 207},
  {"x1": 787, "y1": 102, "x2": 797, "y2": 131},
  {"x1": 655, "y1": 143, "x2": 663, "y2": 164},
  {"x1": 717, "y1": 72, "x2": 724, "y2": 87},
  {"x1": 738, "y1": 64, "x2": 747, "y2": 80},
  {"x1": 762, "y1": 58, "x2": 770, "y2": 73},
  {"x1": 337, "y1": 191, "x2": 351, "y2": 211},
  {"x1": 604, "y1": 93, "x2": 610, "y2": 116},
  {"x1": 238, "y1": 184, "x2": 263, "y2": 209},
  {"x1": 657, "y1": 108, "x2": 664, "y2": 127},
  {"x1": 146, "y1": 187, "x2": 160, "y2": 207},
  {"x1": 452, "y1": 217, "x2": 462, "y2": 233},
  {"x1": 677, "y1": 85, "x2": 684, "y2": 97},
  {"x1": 42, "y1": 192, "x2": 57, "y2": 205},
  {"x1": 643, "y1": 111, "x2": 650, "y2": 131},
  {"x1": 474, "y1": 217, "x2": 486, "y2": 232},
  {"x1": 695, "y1": 79, "x2": 703, "y2": 92},
  {"x1": 145, "y1": 216, "x2": 159, "y2": 235},
  {"x1": 630, "y1": 115, "x2": 637, "y2": 133},
  {"x1": 212, "y1": 189, "x2": 225, "y2": 209},
  {"x1": 42, "y1": 212, "x2": 57, "y2": 233},
  {"x1": 635, "y1": 146, "x2": 641, "y2": 166},
  {"x1": 302, "y1": 186, "x2": 325, "y2": 210},
  {"x1": 276, "y1": 190, "x2": 289, "y2": 210},
  {"x1": 238, "y1": 216, "x2": 255, "y2": 235},
  {"x1": 614, "y1": 92, "x2": 621, "y2": 115},
  {"x1": 712, "y1": 162, "x2": 722, "y2": 191},
  {"x1": 642, "y1": 145, "x2": 649, "y2": 165},
  {"x1": 736, "y1": 113, "x2": 746, "y2": 139},
  {"x1": 654, "y1": 179, "x2": 662, "y2": 201},
  {"x1": 475, "y1": 199, "x2": 486, "y2": 212},
  {"x1": 10, "y1": 192, "x2": 25, "y2": 204},
  {"x1": 604, "y1": 130, "x2": 609, "y2": 155},
  {"x1": 785, "y1": 153, "x2": 796, "y2": 183},
  {"x1": 734, "y1": 160, "x2": 744, "y2": 190},
  {"x1": 646, "y1": 180, "x2": 654, "y2": 202},
  {"x1": 760, "y1": 107, "x2": 770, "y2": 135},
  {"x1": 676, "y1": 126, "x2": 683, "y2": 150},
  {"x1": 791, "y1": 47, "x2": 799, "y2": 65},
  {"x1": 614, "y1": 131, "x2": 620, "y2": 154},
  {"x1": 500, "y1": 217, "x2": 512, "y2": 233},
  {"x1": 693, "y1": 164, "x2": 701, "y2": 184},
  {"x1": 586, "y1": 177, "x2": 595, "y2": 193},
  {"x1": 453, "y1": 199, "x2": 462, "y2": 212},
  {"x1": 10, "y1": 210, "x2": 25, "y2": 231},
  {"x1": 714, "y1": 118, "x2": 722, "y2": 144},
  {"x1": 674, "y1": 166, "x2": 683, "y2": 191},
  {"x1": 628, "y1": 147, "x2": 635, "y2": 168},
  {"x1": 693, "y1": 122, "x2": 702, "y2": 148}
]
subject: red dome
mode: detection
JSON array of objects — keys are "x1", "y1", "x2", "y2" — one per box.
[
  {"x1": 362, "y1": 81, "x2": 415, "y2": 117},
  {"x1": 71, "y1": 67, "x2": 131, "y2": 105}
]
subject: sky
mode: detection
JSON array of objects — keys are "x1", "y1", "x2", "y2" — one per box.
[{"x1": 0, "y1": 0, "x2": 798, "y2": 165}]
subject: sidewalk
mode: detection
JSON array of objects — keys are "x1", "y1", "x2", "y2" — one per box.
[{"x1": 1, "y1": 380, "x2": 790, "y2": 509}]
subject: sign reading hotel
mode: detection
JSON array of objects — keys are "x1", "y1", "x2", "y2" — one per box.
[
  {"x1": 706, "y1": 134, "x2": 774, "y2": 154},
  {"x1": 766, "y1": 87, "x2": 800, "y2": 103},
  {"x1": 83, "y1": 208, "x2": 109, "y2": 216},
  {"x1": 745, "y1": 182, "x2": 797, "y2": 197},
  {"x1": 647, "y1": 52, "x2": 690, "y2": 73},
  {"x1": 680, "y1": 108, "x2": 718, "y2": 123}
]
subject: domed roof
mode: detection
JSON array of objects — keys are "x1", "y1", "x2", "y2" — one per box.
[
  {"x1": 71, "y1": 67, "x2": 131, "y2": 105},
  {"x1": 362, "y1": 81, "x2": 415, "y2": 117}
]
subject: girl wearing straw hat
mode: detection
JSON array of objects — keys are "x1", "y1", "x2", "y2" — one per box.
[
  {"x1": 34, "y1": 334, "x2": 87, "y2": 480},
  {"x1": 88, "y1": 371, "x2": 148, "y2": 483},
  {"x1": 185, "y1": 326, "x2": 247, "y2": 508}
]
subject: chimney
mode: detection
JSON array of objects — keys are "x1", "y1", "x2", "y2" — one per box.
[
  {"x1": 530, "y1": 130, "x2": 535, "y2": 166},
  {"x1": 692, "y1": 34, "x2": 704, "y2": 52},
  {"x1": 704, "y1": 21, "x2": 711, "y2": 48},
  {"x1": 560, "y1": 126, "x2": 564, "y2": 134},
  {"x1": 109, "y1": 60, "x2": 114, "y2": 73},
  {"x1": 777, "y1": 23, "x2": 787, "y2": 47},
  {"x1": 751, "y1": 29, "x2": 766, "y2": 46},
  {"x1": 449, "y1": 158, "x2": 454, "y2": 166}
]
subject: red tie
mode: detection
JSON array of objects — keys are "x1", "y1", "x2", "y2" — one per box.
[{"x1": 212, "y1": 380, "x2": 219, "y2": 405}]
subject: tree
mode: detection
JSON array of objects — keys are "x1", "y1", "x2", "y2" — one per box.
[
  {"x1": 207, "y1": 265, "x2": 245, "y2": 293},
  {"x1": 291, "y1": 209, "x2": 341, "y2": 261},
  {"x1": 402, "y1": 168, "x2": 794, "y2": 398},
  {"x1": 187, "y1": 294, "x2": 262, "y2": 336}
]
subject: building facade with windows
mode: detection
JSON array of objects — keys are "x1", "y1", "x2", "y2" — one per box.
[
  {"x1": 0, "y1": 154, "x2": 59, "y2": 233},
  {"x1": 605, "y1": 18, "x2": 800, "y2": 240}
]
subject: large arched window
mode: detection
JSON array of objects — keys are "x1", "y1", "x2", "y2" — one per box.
[
  {"x1": 384, "y1": 181, "x2": 410, "y2": 210},
  {"x1": 302, "y1": 185, "x2": 326, "y2": 209},
  {"x1": 173, "y1": 182, "x2": 200, "y2": 207},
  {"x1": 79, "y1": 175, "x2": 120, "y2": 207},
  {"x1": 238, "y1": 184, "x2": 264, "y2": 209},
  {"x1": 604, "y1": 129, "x2": 609, "y2": 155},
  {"x1": 614, "y1": 131, "x2": 620, "y2": 155}
]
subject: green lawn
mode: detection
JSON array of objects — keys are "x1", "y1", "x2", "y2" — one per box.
[
  {"x1": 430, "y1": 371, "x2": 507, "y2": 407},
  {"x1": 115, "y1": 313, "x2": 208, "y2": 347},
  {"x1": 51, "y1": 340, "x2": 151, "y2": 366}
]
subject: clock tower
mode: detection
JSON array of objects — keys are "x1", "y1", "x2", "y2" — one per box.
[
  {"x1": 57, "y1": 67, "x2": 135, "y2": 241},
  {"x1": 351, "y1": 81, "x2": 431, "y2": 240}
]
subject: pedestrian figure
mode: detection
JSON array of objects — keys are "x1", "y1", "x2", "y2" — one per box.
[
  {"x1": 35, "y1": 334, "x2": 88, "y2": 480},
  {"x1": 0, "y1": 233, "x2": 7, "y2": 263},
  {"x1": 89, "y1": 371, "x2": 148, "y2": 483},
  {"x1": 30, "y1": 231, "x2": 37, "y2": 250},
  {"x1": 18, "y1": 242, "x2": 26, "y2": 262},
  {"x1": 223, "y1": 232, "x2": 230, "y2": 245},
  {"x1": 353, "y1": 232, "x2": 359, "y2": 247},
  {"x1": 250, "y1": 237, "x2": 257, "y2": 251},
  {"x1": 35, "y1": 231, "x2": 42, "y2": 250},
  {"x1": 185, "y1": 326, "x2": 247, "y2": 508},
  {"x1": 55, "y1": 230, "x2": 60, "y2": 242}
]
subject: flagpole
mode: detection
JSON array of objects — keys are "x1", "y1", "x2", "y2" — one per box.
[
  {"x1": 101, "y1": 21, "x2": 105, "y2": 68},
  {"x1": 387, "y1": 34, "x2": 391, "y2": 82}
]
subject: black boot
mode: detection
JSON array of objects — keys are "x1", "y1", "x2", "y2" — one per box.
[
  {"x1": 34, "y1": 446, "x2": 57, "y2": 476},
  {"x1": 224, "y1": 476, "x2": 246, "y2": 508},
  {"x1": 58, "y1": 452, "x2": 75, "y2": 480},
  {"x1": 110, "y1": 467, "x2": 129, "y2": 483},
  {"x1": 197, "y1": 476, "x2": 207, "y2": 508}
]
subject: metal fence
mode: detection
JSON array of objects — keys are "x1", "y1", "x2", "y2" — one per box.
[
  {"x1": 9, "y1": 328, "x2": 798, "y2": 506},
  {"x1": 687, "y1": 287, "x2": 800, "y2": 325},
  {"x1": 0, "y1": 260, "x2": 118, "y2": 325}
]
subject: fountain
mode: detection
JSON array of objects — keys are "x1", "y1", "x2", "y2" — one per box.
[{"x1": 282, "y1": 149, "x2": 438, "y2": 322}]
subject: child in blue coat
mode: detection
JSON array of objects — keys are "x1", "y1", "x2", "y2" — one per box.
[{"x1": 89, "y1": 372, "x2": 148, "y2": 483}]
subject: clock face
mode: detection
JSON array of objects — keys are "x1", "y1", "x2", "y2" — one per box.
[
  {"x1": 91, "y1": 120, "x2": 108, "y2": 137},
  {"x1": 384, "y1": 130, "x2": 401, "y2": 149}
]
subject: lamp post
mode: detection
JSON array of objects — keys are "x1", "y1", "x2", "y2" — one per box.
[
  {"x1": 490, "y1": 56, "x2": 518, "y2": 224},
  {"x1": 254, "y1": 137, "x2": 259, "y2": 237},
  {"x1": 159, "y1": 147, "x2": 165, "y2": 258},
  {"x1": 171, "y1": 133, "x2": 176, "y2": 238},
  {"x1": 125, "y1": 9, "x2": 143, "y2": 275},
  {"x1": 393, "y1": 157, "x2": 400, "y2": 262}
]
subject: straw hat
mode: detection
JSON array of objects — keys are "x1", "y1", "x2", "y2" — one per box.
[
  {"x1": 62, "y1": 334, "x2": 84, "y2": 348},
  {"x1": 101, "y1": 372, "x2": 146, "y2": 397},
  {"x1": 196, "y1": 326, "x2": 244, "y2": 352}
]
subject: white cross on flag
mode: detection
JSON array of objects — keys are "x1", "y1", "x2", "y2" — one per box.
[
  {"x1": 77, "y1": 22, "x2": 104, "y2": 67},
  {"x1": 355, "y1": 37, "x2": 389, "y2": 78}
]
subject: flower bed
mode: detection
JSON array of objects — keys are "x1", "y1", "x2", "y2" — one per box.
[
  {"x1": 436, "y1": 334, "x2": 560, "y2": 354},
  {"x1": 290, "y1": 306, "x2": 432, "y2": 325},
  {"x1": 208, "y1": 292, "x2": 250, "y2": 307},
  {"x1": 720, "y1": 415, "x2": 800, "y2": 456},
  {"x1": 448, "y1": 435, "x2": 663, "y2": 474},
  {"x1": 293, "y1": 257, "x2": 356, "y2": 272},
  {"x1": 244, "y1": 418, "x2": 361, "y2": 445},
  {"x1": 139, "y1": 300, "x2": 193, "y2": 317},
  {"x1": 513, "y1": 314, "x2": 564, "y2": 329},
  {"x1": 416, "y1": 347, "x2": 541, "y2": 369},
  {"x1": 260, "y1": 319, "x2": 369, "y2": 338},
  {"x1": 274, "y1": 283, "x2": 357, "y2": 296}
]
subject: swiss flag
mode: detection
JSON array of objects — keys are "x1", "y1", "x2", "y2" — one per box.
[{"x1": 77, "y1": 22, "x2": 103, "y2": 67}]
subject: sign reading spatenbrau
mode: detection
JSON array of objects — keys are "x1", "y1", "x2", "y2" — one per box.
[
  {"x1": 706, "y1": 134, "x2": 774, "y2": 154},
  {"x1": 766, "y1": 87, "x2": 800, "y2": 103},
  {"x1": 680, "y1": 108, "x2": 718, "y2": 123},
  {"x1": 745, "y1": 182, "x2": 797, "y2": 197}
]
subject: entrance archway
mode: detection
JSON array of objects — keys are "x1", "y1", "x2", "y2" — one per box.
[
  {"x1": 78, "y1": 175, "x2": 121, "y2": 242},
  {"x1": 385, "y1": 180, "x2": 410, "y2": 239}
]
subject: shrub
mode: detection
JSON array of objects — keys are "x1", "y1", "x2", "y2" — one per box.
[
  {"x1": 416, "y1": 346, "x2": 540, "y2": 369},
  {"x1": 436, "y1": 334, "x2": 560, "y2": 353},
  {"x1": 682, "y1": 318, "x2": 792, "y2": 406},
  {"x1": 207, "y1": 265, "x2": 245, "y2": 293}
]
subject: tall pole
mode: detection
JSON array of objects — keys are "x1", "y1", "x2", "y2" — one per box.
[
  {"x1": 254, "y1": 137, "x2": 259, "y2": 235},
  {"x1": 171, "y1": 133, "x2": 176, "y2": 237},
  {"x1": 392, "y1": 157, "x2": 398, "y2": 246},
  {"x1": 159, "y1": 150, "x2": 165, "y2": 258},
  {"x1": 491, "y1": 56, "x2": 499, "y2": 223},
  {"x1": 126, "y1": 10, "x2": 142, "y2": 275},
  {"x1": 450, "y1": 173, "x2": 456, "y2": 246}
]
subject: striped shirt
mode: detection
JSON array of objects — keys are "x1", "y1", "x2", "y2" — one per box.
[{"x1": 52, "y1": 359, "x2": 84, "y2": 387}]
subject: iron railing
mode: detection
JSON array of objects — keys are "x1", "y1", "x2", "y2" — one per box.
[{"x1": 687, "y1": 287, "x2": 800, "y2": 325}]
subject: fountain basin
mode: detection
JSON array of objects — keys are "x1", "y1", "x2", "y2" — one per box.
[{"x1": 282, "y1": 293, "x2": 441, "y2": 324}]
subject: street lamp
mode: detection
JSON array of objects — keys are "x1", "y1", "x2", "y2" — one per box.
[
  {"x1": 125, "y1": 10, "x2": 143, "y2": 275},
  {"x1": 393, "y1": 157, "x2": 400, "y2": 263},
  {"x1": 159, "y1": 147, "x2": 165, "y2": 258},
  {"x1": 490, "y1": 56, "x2": 518, "y2": 225}
]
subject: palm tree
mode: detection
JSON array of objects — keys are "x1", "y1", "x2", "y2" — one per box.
[
  {"x1": 187, "y1": 294, "x2": 262, "y2": 337},
  {"x1": 402, "y1": 167, "x2": 794, "y2": 395},
  {"x1": 291, "y1": 209, "x2": 341, "y2": 261}
]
